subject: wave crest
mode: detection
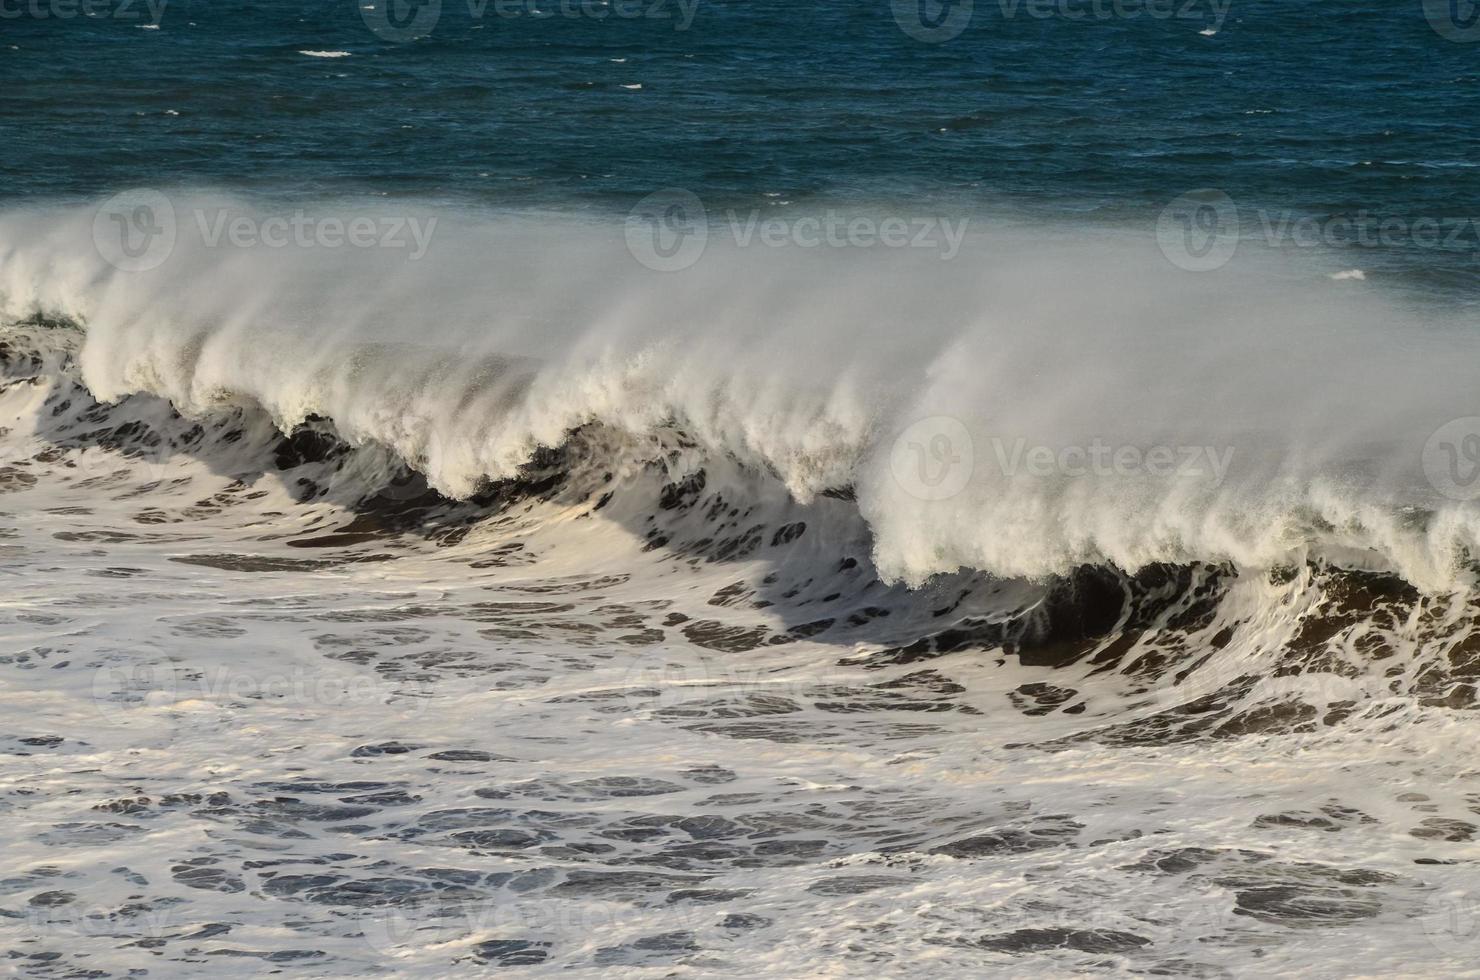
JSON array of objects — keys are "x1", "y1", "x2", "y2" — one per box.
[{"x1": 4, "y1": 194, "x2": 1480, "y2": 590}]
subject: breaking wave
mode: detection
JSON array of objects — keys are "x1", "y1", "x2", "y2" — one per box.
[
  {"x1": 5, "y1": 194, "x2": 1480, "y2": 591},
  {"x1": 6, "y1": 194, "x2": 1480, "y2": 733}
]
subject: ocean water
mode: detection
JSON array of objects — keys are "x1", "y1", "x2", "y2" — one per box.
[{"x1": 5, "y1": 1, "x2": 1480, "y2": 976}]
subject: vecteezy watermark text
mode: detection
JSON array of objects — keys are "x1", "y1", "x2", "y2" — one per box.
[
  {"x1": 888, "y1": 416, "x2": 1235, "y2": 502},
  {"x1": 1157, "y1": 189, "x2": 1480, "y2": 272},
  {"x1": 91, "y1": 658, "x2": 431, "y2": 724},
  {"x1": 359, "y1": 0, "x2": 699, "y2": 42},
  {"x1": 0, "y1": 0, "x2": 166, "y2": 22},
  {"x1": 193, "y1": 208, "x2": 437, "y2": 259},
  {"x1": 91, "y1": 190, "x2": 438, "y2": 271},
  {"x1": 991, "y1": 437, "x2": 1235, "y2": 483},
  {"x1": 891, "y1": 0, "x2": 1231, "y2": 43},
  {"x1": 624, "y1": 189, "x2": 968, "y2": 271},
  {"x1": 726, "y1": 210, "x2": 967, "y2": 257}
]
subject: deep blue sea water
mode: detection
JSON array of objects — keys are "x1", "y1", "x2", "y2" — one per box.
[{"x1": 3, "y1": 1, "x2": 1476, "y2": 214}]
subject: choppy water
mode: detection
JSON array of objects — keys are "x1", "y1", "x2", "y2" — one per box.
[{"x1": 6, "y1": 1, "x2": 1480, "y2": 977}]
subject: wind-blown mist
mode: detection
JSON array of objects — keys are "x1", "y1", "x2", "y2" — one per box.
[{"x1": 3, "y1": 194, "x2": 1479, "y2": 589}]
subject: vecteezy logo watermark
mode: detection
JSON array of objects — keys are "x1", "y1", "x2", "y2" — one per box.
[
  {"x1": 92, "y1": 189, "x2": 177, "y2": 273},
  {"x1": 1157, "y1": 189, "x2": 1240, "y2": 272},
  {"x1": 91, "y1": 656, "x2": 181, "y2": 725},
  {"x1": 887, "y1": 419, "x2": 1235, "y2": 501},
  {"x1": 91, "y1": 192, "x2": 439, "y2": 271},
  {"x1": 0, "y1": 0, "x2": 167, "y2": 23},
  {"x1": 891, "y1": 0, "x2": 975, "y2": 42},
  {"x1": 358, "y1": 0, "x2": 698, "y2": 42},
  {"x1": 1422, "y1": 888, "x2": 1480, "y2": 955},
  {"x1": 624, "y1": 191, "x2": 969, "y2": 271},
  {"x1": 892, "y1": 0, "x2": 1231, "y2": 43},
  {"x1": 1423, "y1": 0, "x2": 1480, "y2": 42},
  {"x1": 1423, "y1": 418, "x2": 1480, "y2": 501},
  {"x1": 625, "y1": 189, "x2": 709, "y2": 272},
  {"x1": 360, "y1": 0, "x2": 442, "y2": 41},
  {"x1": 889, "y1": 416, "x2": 975, "y2": 501}
]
